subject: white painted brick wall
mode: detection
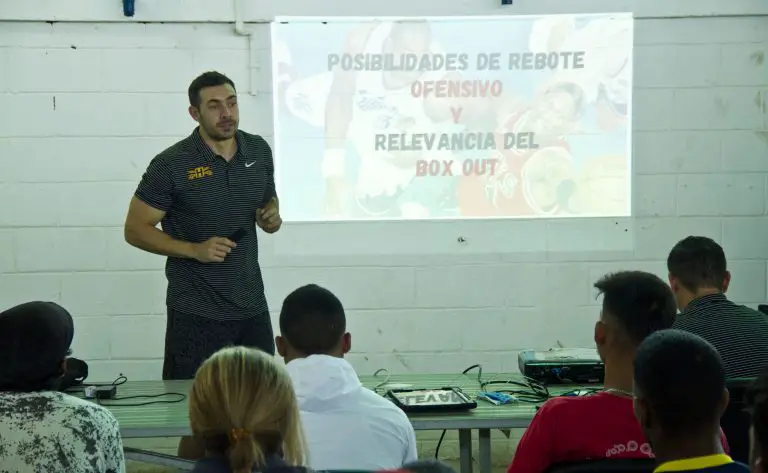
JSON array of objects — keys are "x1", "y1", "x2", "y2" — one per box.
[{"x1": 0, "y1": 0, "x2": 767, "y2": 386}]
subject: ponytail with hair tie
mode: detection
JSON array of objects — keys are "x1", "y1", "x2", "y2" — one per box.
[
  {"x1": 228, "y1": 427, "x2": 266, "y2": 473},
  {"x1": 229, "y1": 428, "x2": 250, "y2": 443}
]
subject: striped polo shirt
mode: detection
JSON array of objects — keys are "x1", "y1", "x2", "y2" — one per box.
[
  {"x1": 134, "y1": 128, "x2": 276, "y2": 321},
  {"x1": 672, "y1": 293, "x2": 768, "y2": 378}
]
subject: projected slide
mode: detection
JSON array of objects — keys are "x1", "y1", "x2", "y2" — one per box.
[{"x1": 271, "y1": 14, "x2": 633, "y2": 221}]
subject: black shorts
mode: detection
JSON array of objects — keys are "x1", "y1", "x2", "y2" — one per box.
[{"x1": 162, "y1": 309, "x2": 275, "y2": 380}]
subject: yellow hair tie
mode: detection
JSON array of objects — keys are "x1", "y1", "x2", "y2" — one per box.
[{"x1": 229, "y1": 428, "x2": 250, "y2": 443}]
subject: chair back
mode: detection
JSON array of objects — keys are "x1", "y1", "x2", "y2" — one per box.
[
  {"x1": 721, "y1": 378, "x2": 755, "y2": 463},
  {"x1": 545, "y1": 459, "x2": 656, "y2": 473}
]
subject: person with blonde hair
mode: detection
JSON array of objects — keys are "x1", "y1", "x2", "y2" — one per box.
[{"x1": 188, "y1": 346, "x2": 308, "y2": 473}]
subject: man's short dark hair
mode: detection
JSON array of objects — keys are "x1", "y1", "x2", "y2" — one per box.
[
  {"x1": 667, "y1": 236, "x2": 727, "y2": 292},
  {"x1": 279, "y1": 284, "x2": 346, "y2": 356},
  {"x1": 593, "y1": 271, "x2": 677, "y2": 345},
  {"x1": 634, "y1": 329, "x2": 725, "y2": 434},
  {"x1": 188, "y1": 71, "x2": 236, "y2": 108},
  {"x1": 746, "y1": 370, "x2": 768, "y2": 461}
]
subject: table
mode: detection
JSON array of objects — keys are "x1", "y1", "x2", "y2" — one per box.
[{"x1": 107, "y1": 373, "x2": 582, "y2": 473}]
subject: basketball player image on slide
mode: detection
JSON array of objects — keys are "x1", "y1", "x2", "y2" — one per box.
[
  {"x1": 458, "y1": 82, "x2": 584, "y2": 217},
  {"x1": 457, "y1": 15, "x2": 631, "y2": 218},
  {"x1": 532, "y1": 15, "x2": 631, "y2": 132},
  {"x1": 318, "y1": 20, "x2": 470, "y2": 219},
  {"x1": 537, "y1": 15, "x2": 632, "y2": 215}
]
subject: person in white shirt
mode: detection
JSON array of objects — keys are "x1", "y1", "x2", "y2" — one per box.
[
  {"x1": 0, "y1": 301, "x2": 126, "y2": 473},
  {"x1": 275, "y1": 284, "x2": 418, "y2": 470}
]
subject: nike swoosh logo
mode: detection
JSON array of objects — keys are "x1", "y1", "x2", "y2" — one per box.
[{"x1": 245, "y1": 162, "x2": 256, "y2": 168}]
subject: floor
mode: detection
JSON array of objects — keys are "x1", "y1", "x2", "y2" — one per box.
[{"x1": 124, "y1": 429, "x2": 524, "y2": 473}]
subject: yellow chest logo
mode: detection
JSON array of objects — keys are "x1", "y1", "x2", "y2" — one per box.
[{"x1": 187, "y1": 166, "x2": 213, "y2": 181}]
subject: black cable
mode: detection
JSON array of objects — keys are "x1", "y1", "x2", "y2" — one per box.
[
  {"x1": 64, "y1": 374, "x2": 128, "y2": 394},
  {"x1": 111, "y1": 375, "x2": 128, "y2": 386},
  {"x1": 97, "y1": 392, "x2": 187, "y2": 407},
  {"x1": 432, "y1": 365, "x2": 482, "y2": 459},
  {"x1": 464, "y1": 364, "x2": 550, "y2": 403},
  {"x1": 75, "y1": 374, "x2": 187, "y2": 407},
  {"x1": 372, "y1": 368, "x2": 391, "y2": 394},
  {"x1": 433, "y1": 364, "x2": 550, "y2": 460},
  {"x1": 434, "y1": 430, "x2": 447, "y2": 459}
]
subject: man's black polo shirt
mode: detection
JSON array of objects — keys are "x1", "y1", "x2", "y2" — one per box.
[
  {"x1": 134, "y1": 128, "x2": 276, "y2": 321},
  {"x1": 672, "y1": 293, "x2": 768, "y2": 378}
]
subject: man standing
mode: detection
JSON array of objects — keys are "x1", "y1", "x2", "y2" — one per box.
[{"x1": 124, "y1": 71, "x2": 281, "y2": 381}]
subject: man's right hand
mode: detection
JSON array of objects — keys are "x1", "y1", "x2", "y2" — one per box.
[{"x1": 192, "y1": 237, "x2": 236, "y2": 263}]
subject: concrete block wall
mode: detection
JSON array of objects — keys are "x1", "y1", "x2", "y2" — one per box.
[{"x1": 1, "y1": 0, "x2": 767, "y2": 468}]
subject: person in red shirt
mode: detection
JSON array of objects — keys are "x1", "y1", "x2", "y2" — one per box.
[{"x1": 507, "y1": 271, "x2": 730, "y2": 473}]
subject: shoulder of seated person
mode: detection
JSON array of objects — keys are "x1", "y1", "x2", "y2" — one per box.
[
  {"x1": 725, "y1": 462, "x2": 751, "y2": 472},
  {"x1": 538, "y1": 392, "x2": 602, "y2": 413},
  {"x1": 11, "y1": 392, "x2": 119, "y2": 426},
  {"x1": 360, "y1": 392, "x2": 414, "y2": 423},
  {"x1": 59, "y1": 393, "x2": 120, "y2": 420},
  {"x1": 345, "y1": 390, "x2": 414, "y2": 431}
]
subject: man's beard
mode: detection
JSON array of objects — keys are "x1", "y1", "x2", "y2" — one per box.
[{"x1": 204, "y1": 121, "x2": 237, "y2": 141}]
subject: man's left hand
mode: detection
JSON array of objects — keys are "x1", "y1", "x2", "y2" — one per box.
[{"x1": 256, "y1": 198, "x2": 282, "y2": 233}]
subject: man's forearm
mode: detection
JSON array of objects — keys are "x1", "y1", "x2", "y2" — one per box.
[{"x1": 125, "y1": 224, "x2": 195, "y2": 259}]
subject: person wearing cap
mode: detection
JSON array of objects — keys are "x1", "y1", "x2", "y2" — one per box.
[{"x1": 0, "y1": 301, "x2": 126, "y2": 473}]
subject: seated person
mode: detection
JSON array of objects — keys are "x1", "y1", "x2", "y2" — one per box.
[
  {"x1": 508, "y1": 271, "x2": 728, "y2": 473},
  {"x1": 668, "y1": 236, "x2": 768, "y2": 377},
  {"x1": 746, "y1": 371, "x2": 768, "y2": 473},
  {"x1": 0, "y1": 301, "x2": 125, "y2": 473},
  {"x1": 276, "y1": 284, "x2": 418, "y2": 470},
  {"x1": 188, "y1": 346, "x2": 308, "y2": 473},
  {"x1": 633, "y1": 329, "x2": 749, "y2": 473}
]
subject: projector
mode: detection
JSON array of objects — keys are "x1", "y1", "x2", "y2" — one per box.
[{"x1": 519, "y1": 348, "x2": 604, "y2": 385}]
